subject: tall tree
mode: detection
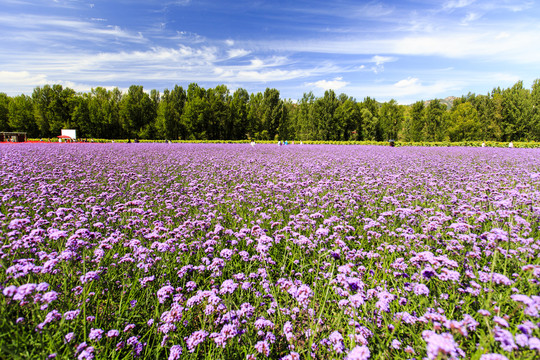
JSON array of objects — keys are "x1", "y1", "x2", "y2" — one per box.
[
  {"x1": 229, "y1": 88, "x2": 249, "y2": 140},
  {"x1": 207, "y1": 85, "x2": 230, "y2": 140},
  {"x1": 31, "y1": 85, "x2": 76, "y2": 138},
  {"x1": 406, "y1": 101, "x2": 425, "y2": 142},
  {"x1": 424, "y1": 99, "x2": 446, "y2": 141},
  {"x1": 261, "y1": 88, "x2": 284, "y2": 140},
  {"x1": 295, "y1": 92, "x2": 316, "y2": 141},
  {"x1": 247, "y1": 92, "x2": 264, "y2": 139},
  {"x1": 313, "y1": 90, "x2": 340, "y2": 140},
  {"x1": 156, "y1": 86, "x2": 186, "y2": 140},
  {"x1": 361, "y1": 97, "x2": 380, "y2": 141},
  {"x1": 379, "y1": 99, "x2": 403, "y2": 140},
  {"x1": 8, "y1": 94, "x2": 38, "y2": 137},
  {"x1": 448, "y1": 102, "x2": 480, "y2": 141},
  {"x1": 0, "y1": 93, "x2": 11, "y2": 131},
  {"x1": 530, "y1": 79, "x2": 540, "y2": 141},
  {"x1": 181, "y1": 84, "x2": 210, "y2": 140},
  {"x1": 335, "y1": 96, "x2": 361, "y2": 140},
  {"x1": 501, "y1": 81, "x2": 530, "y2": 141},
  {"x1": 119, "y1": 85, "x2": 156, "y2": 139}
]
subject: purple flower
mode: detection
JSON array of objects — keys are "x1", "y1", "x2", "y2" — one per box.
[
  {"x1": 422, "y1": 331, "x2": 461, "y2": 360},
  {"x1": 281, "y1": 352, "x2": 300, "y2": 360},
  {"x1": 493, "y1": 316, "x2": 509, "y2": 328},
  {"x1": 107, "y1": 330, "x2": 120, "y2": 338},
  {"x1": 80, "y1": 271, "x2": 100, "y2": 284},
  {"x1": 36, "y1": 282, "x2": 50, "y2": 292},
  {"x1": 89, "y1": 328, "x2": 104, "y2": 341},
  {"x1": 186, "y1": 330, "x2": 208, "y2": 352},
  {"x1": 477, "y1": 309, "x2": 491, "y2": 316},
  {"x1": 329, "y1": 331, "x2": 344, "y2": 353},
  {"x1": 345, "y1": 345, "x2": 370, "y2": 360},
  {"x1": 413, "y1": 283, "x2": 430, "y2": 296},
  {"x1": 65, "y1": 332, "x2": 75, "y2": 343},
  {"x1": 479, "y1": 354, "x2": 508, "y2": 360},
  {"x1": 64, "y1": 310, "x2": 80, "y2": 320},
  {"x1": 78, "y1": 346, "x2": 94, "y2": 360},
  {"x1": 13, "y1": 283, "x2": 36, "y2": 301},
  {"x1": 254, "y1": 340, "x2": 270, "y2": 356},
  {"x1": 2, "y1": 285, "x2": 17, "y2": 297},
  {"x1": 41, "y1": 291, "x2": 58, "y2": 304},
  {"x1": 169, "y1": 345, "x2": 183, "y2": 360},
  {"x1": 529, "y1": 337, "x2": 540, "y2": 351},
  {"x1": 349, "y1": 293, "x2": 365, "y2": 308},
  {"x1": 157, "y1": 285, "x2": 175, "y2": 304},
  {"x1": 493, "y1": 327, "x2": 517, "y2": 352},
  {"x1": 219, "y1": 279, "x2": 238, "y2": 294},
  {"x1": 283, "y1": 321, "x2": 295, "y2": 342}
]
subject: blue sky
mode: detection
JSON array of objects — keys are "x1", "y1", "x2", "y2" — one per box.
[{"x1": 1, "y1": 0, "x2": 539, "y2": 104}]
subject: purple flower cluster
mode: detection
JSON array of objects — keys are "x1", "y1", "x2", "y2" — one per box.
[{"x1": 1, "y1": 143, "x2": 540, "y2": 359}]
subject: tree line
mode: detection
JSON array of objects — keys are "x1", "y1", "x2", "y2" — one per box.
[{"x1": 1, "y1": 80, "x2": 540, "y2": 141}]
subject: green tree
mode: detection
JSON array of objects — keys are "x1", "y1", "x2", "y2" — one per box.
[
  {"x1": 379, "y1": 99, "x2": 403, "y2": 141},
  {"x1": 207, "y1": 85, "x2": 230, "y2": 140},
  {"x1": 32, "y1": 85, "x2": 76, "y2": 137},
  {"x1": 230, "y1": 88, "x2": 249, "y2": 140},
  {"x1": 447, "y1": 102, "x2": 480, "y2": 141},
  {"x1": 334, "y1": 96, "x2": 361, "y2": 140},
  {"x1": 261, "y1": 88, "x2": 284, "y2": 140},
  {"x1": 71, "y1": 94, "x2": 91, "y2": 138},
  {"x1": 181, "y1": 84, "x2": 211, "y2": 140},
  {"x1": 361, "y1": 97, "x2": 380, "y2": 141},
  {"x1": 530, "y1": 79, "x2": 540, "y2": 141},
  {"x1": 119, "y1": 85, "x2": 156, "y2": 139},
  {"x1": 0, "y1": 93, "x2": 11, "y2": 131},
  {"x1": 313, "y1": 90, "x2": 340, "y2": 140},
  {"x1": 8, "y1": 94, "x2": 38, "y2": 137},
  {"x1": 406, "y1": 101, "x2": 425, "y2": 142},
  {"x1": 295, "y1": 92, "x2": 316, "y2": 141},
  {"x1": 500, "y1": 81, "x2": 530, "y2": 141},
  {"x1": 156, "y1": 86, "x2": 186, "y2": 140},
  {"x1": 424, "y1": 99, "x2": 446, "y2": 141},
  {"x1": 247, "y1": 92, "x2": 264, "y2": 139}
]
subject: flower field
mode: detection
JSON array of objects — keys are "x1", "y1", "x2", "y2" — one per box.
[{"x1": 1, "y1": 143, "x2": 539, "y2": 360}]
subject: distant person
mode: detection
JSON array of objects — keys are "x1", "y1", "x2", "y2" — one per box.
[
  {"x1": 481, "y1": 141, "x2": 486, "y2": 147},
  {"x1": 509, "y1": 141, "x2": 514, "y2": 148}
]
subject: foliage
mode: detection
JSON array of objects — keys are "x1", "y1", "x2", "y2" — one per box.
[{"x1": 3, "y1": 80, "x2": 540, "y2": 142}]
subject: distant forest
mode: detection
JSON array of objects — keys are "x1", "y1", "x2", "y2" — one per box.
[{"x1": 1, "y1": 80, "x2": 540, "y2": 141}]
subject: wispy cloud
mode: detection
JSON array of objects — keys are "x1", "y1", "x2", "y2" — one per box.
[
  {"x1": 306, "y1": 77, "x2": 349, "y2": 91},
  {"x1": 1, "y1": 0, "x2": 539, "y2": 103},
  {"x1": 443, "y1": 0, "x2": 477, "y2": 11}
]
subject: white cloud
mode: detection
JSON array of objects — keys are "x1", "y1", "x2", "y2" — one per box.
[
  {"x1": 394, "y1": 77, "x2": 421, "y2": 88},
  {"x1": 225, "y1": 39, "x2": 235, "y2": 46},
  {"x1": 461, "y1": 12, "x2": 481, "y2": 24},
  {"x1": 306, "y1": 77, "x2": 349, "y2": 91},
  {"x1": 443, "y1": 0, "x2": 476, "y2": 11},
  {"x1": 227, "y1": 49, "x2": 250, "y2": 58},
  {"x1": 370, "y1": 55, "x2": 397, "y2": 66},
  {"x1": 0, "y1": 71, "x2": 48, "y2": 88}
]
